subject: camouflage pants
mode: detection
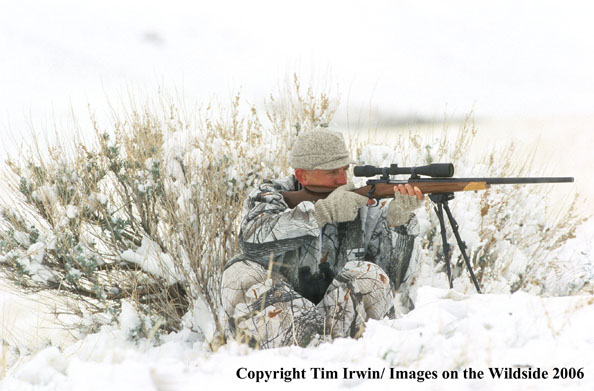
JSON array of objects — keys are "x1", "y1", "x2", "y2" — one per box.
[{"x1": 221, "y1": 260, "x2": 394, "y2": 349}]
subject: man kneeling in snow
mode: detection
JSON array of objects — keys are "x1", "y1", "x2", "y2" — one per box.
[{"x1": 221, "y1": 129, "x2": 423, "y2": 348}]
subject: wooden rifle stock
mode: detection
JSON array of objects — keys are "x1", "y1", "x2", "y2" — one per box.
[{"x1": 282, "y1": 177, "x2": 574, "y2": 209}]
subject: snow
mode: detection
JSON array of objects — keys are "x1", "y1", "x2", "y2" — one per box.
[
  {"x1": 2, "y1": 287, "x2": 593, "y2": 390},
  {"x1": 32, "y1": 185, "x2": 58, "y2": 206},
  {"x1": 1, "y1": 1, "x2": 594, "y2": 390},
  {"x1": 120, "y1": 236, "x2": 183, "y2": 285},
  {"x1": 21, "y1": 249, "x2": 51, "y2": 282},
  {"x1": 66, "y1": 205, "x2": 79, "y2": 220}
]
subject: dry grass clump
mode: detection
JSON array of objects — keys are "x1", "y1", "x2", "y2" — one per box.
[{"x1": 0, "y1": 77, "x2": 335, "y2": 348}]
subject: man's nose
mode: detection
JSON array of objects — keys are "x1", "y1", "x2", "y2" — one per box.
[{"x1": 336, "y1": 170, "x2": 348, "y2": 185}]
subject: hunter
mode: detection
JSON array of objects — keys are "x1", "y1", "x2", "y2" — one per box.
[{"x1": 221, "y1": 129, "x2": 423, "y2": 348}]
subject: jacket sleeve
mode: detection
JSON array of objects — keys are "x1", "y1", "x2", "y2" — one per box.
[{"x1": 239, "y1": 182, "x2": 320, "y2": 260}]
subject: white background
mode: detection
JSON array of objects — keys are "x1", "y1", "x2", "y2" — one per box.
[{"x1": 1, "y1": 0, "x2": 593, "y2": 136}]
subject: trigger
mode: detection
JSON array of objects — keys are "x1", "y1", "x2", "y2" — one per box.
[{"x1": 365, "y1": 183, "x2": 378, "y2": 207}]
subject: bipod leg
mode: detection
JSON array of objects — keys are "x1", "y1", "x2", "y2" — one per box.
[
  {"x1": 441, "y1": 200, "x2": 482, "y2": 294},
  {"x1": 429, "y1": 194, "x2": 453, "y2": 289}
]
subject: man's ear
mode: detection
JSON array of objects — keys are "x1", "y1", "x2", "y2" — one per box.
[{"x1": 294, "y1": 169, "x2": 308, "y2": 186}]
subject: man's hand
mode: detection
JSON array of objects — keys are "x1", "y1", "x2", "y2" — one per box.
[
  {"x1": 386, "y1": 184, "x2": 424, "y2": 226},
  {"x1": 395, "y1": 184, "x2": 424, "y2": 201},
  {"x1": 314, "y1": 183, "x2": 369, "y2": 227}
]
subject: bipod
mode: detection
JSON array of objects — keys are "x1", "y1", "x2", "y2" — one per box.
[{"x1": 428, "y1": 193, "x2": 482, "y2": 293}]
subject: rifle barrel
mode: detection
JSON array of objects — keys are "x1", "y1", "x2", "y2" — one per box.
[{"x1": 403, "y1": 177, "x2": 574, "y2": 184}]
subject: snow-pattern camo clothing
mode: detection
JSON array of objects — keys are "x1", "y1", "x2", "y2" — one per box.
[
  {"x1": 221, "y1": 259, "x2": 323, "y2": 348},
  {"x1": 222, "y1": 175, "x2": 418, "y2": 348},
  {"x1": 320, "y1": 260, "x2": 393, "y2": 339},
  {"x1": 233, "y1": 176, "x2": 419, "y2": 293},
  {"x1": 222, "y1": 259, "x2": 393, "y2": 348}
]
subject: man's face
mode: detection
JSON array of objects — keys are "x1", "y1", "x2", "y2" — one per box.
[{"x1": 295, "y1": 165, "x2": 349, "y2": 191}]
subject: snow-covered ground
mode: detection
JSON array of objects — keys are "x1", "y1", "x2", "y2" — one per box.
[
  {"x1": 1, "y1": 1, "x2": 594, "y2": 389},
  {"x1": 3, "y1": 283, "x2": 594, "y2": 391}
]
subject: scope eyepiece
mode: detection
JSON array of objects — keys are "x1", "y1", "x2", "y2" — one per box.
[{"x1": 353, "y1": 163, "x2": 454, "y2": 178}]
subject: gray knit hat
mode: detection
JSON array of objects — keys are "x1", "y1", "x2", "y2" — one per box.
[{"x1": 289, "y1": 129, "x2": 356, "y2": 170}]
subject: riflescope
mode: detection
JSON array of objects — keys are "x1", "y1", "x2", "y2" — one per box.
[{"x1": 353, "y1": 163, "x2": 454, "y2": 178}]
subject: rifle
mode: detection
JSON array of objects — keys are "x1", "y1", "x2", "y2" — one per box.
[
  {"x1": 282, "y1": 163, "x2": 574, "y2": 293},
  {"x1": 282, "y1": 163, "x2": 574, "y2": 208}
]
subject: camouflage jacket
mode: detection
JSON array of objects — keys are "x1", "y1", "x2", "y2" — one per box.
[{"x1": 228, "y1": 175, "x2": 419, "y2": 296}]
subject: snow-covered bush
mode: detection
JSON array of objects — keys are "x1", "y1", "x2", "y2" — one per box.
[{"x1": 0, "y1": 77, "x2": 338, "y2": 349}]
